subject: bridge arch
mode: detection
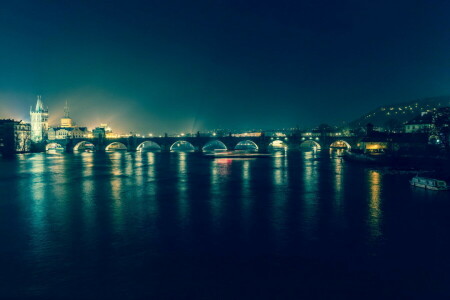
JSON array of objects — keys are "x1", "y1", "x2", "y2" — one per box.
[
  {"x1": 268, "y1": 140, "x2": 288, "y2": 150},
  {"x1": 105, "y1": 142, "x2": 128, "y2": 151},
  {"x1": 74, "y1": 141, "x2": 96, "y2": 151},
  {"x1": 202, "y1": 140, "x2": 227, "y2": 152},
  {"x1": 330, "y1": 140, "x2": 351, "y2": 150},
  {"x1": 235, "y1": 140, "x2": 258, "y2": 151},
  {"x1": 46, "y1": 142, "x2": 64, "y2": 152},
  {"x1": 300, "y1": 140, "x2": 321, "y2": 151},
  {"x1": 137, "y1": 141, "x2": 161, "y2": 152},
  {"x1": 170, "y1": 140, "x2": 195, "y2": 152}
]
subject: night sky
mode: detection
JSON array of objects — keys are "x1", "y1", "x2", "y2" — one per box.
[{"x1": 1, "y1": 0, "x2": 450, "y2": 133}]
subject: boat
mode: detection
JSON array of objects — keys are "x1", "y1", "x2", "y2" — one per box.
[
  {"x1": 410, "y1": 176, "x2": 450, "y2": 191},
  {"x1": 204, "y1": 151, "x2": 272, "y2": 158}
]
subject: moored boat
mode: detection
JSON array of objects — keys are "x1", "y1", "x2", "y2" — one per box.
[{"x1": 410, "y1": 176, "x2": 450, "y2": 191}]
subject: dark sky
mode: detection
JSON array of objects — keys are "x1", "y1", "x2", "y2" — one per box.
[{"x1": 1, "y1": 0, "x2": 450, "y2": 134}]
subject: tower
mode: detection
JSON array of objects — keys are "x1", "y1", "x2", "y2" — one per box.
[
  {"x1": 60, "y1": 101, "x2": 73, "y2": 128},
  {"x1": 30, "y1": 95, "x2": 49, "y2": 142}
]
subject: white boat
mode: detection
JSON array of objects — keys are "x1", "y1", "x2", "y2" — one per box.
[{"x1": 410, "y1": 176, "x2": 450, "y2": 191}]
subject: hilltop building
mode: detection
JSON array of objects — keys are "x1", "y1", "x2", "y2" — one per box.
[
  {"x1": 30, "y1": 95, "x2": 49, "y2": 142},
  {"x1": 405, "y1": 112, "x2": 434, "y2": 133}
]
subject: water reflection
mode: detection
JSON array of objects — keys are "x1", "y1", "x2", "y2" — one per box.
[
  {"x1": 239, "y1": 160, "x2": 252, "y2": 236},
  {"x1": 367, "y1": 170, "x2": 383, "y2": 242},
  {"x1": 209, "y1": 158, "x2": 231, "y2": 230},
  {"x1": 177, "y1": 152, "x2": 189, "y2": 228},
  {"x1": 79, "y1": 153, "x2": 95, "y2": 244},
  {"x1": 330, "y1": 149, "x2": 345, "y2": 220},
  {"x1": 109, "y1": 152, "x2": 127, "y2": 236},
  {"x1": 272, "y1": 153, "x2": 289, "y2": 244},
  {"x1": 301, "y1": 151, "x2": 319, "y2": 240},
  {"x1": 4, "y1": 151, "x2": 450, "y2": 298},
  {"x1": 28, "y1": 155, "x2": 47, "y2": 259}
]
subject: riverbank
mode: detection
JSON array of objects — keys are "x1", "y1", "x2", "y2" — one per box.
[{"x1": 344, "y1": 151, "x2": 450, "y2": 179}]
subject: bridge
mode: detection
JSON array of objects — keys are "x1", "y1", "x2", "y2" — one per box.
[{"x1": 45, "y1": 133, "x2": 360, "y2": 153}]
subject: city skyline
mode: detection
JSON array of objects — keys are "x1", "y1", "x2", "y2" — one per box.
[
  {"x1": 1, "y1": 2, "x2": 450, "y2": 298},
  {"x1": 2, "y1": 1, "x2": 450, "y2": 133}
]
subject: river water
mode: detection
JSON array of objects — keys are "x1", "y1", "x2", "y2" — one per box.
[{"x1": 0, "y1": 150, "x2": 449, "y2": 299}]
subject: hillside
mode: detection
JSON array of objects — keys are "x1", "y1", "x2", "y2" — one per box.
[{"x1": 350, "y1": 96, "x2": 450, "y2": 128}]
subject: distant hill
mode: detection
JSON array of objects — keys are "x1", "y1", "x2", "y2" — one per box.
[{"x1": 349, "y1": 96, "x2": 450, "y2": 128}]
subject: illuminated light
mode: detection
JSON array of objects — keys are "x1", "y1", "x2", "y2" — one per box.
[
  {"x1": 170, "y1": 140, "x2": 195, "y2": 151},
  {"x1": 269, "y1": 140, "x2": 288, "y2": 149},
  {"x1": 315, "y1": 137, "x2": 319, "y2": 140},
  {"x1": 137, "y1": 141, "x2": 161, "y2": 152},
  {"x1": 105, "y1": 142, "x2": 128, "y2": 151},
  {"x1": 202, "y1": 140, "x2": 227, "y2": 152},
  {"x1": 235, "y1": 140, "x2": 259, "y2": 151}
]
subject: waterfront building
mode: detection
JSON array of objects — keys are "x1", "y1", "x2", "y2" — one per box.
[
  {"x1": 71, "y1": 127, "x2": 89, "y2": 138},
  {"x1": 30, "y1": 95, "x2": 49, "y2": 142},
  {"x1": 0, "y1": 119, "x2": 32, "y2": 154},
  {"x1": 92, "y1": 126, "x2": 106, "y2": 139},
  {"x1": 47, "y1": 127, "x2": 89, "y2": 140},
  {"x1": 93, "y1": 124, "x2": 121, "y2": 139}
]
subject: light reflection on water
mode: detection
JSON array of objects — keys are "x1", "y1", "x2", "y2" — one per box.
[
  {"x1": 368, "y1": 170, "x2": 383, "y2": 243},
  {"x1": 271, "y1": 152, "x2": 289, "y2": 246},
  {"x1": 177, "y1": 152, "x2": 189, "y2": 229},
  {"x1": 209, "y1": 158, "x2": 231, "y2": 230},
  {"x1": 2, "y1": 152, "x2": 450, "y2": 297},
  {"x1": 302, "y1": 151, "x2": 319, "y2": 240},
  {"x1": 241, "y1": 159, "x2": 251, "y2": 234}
]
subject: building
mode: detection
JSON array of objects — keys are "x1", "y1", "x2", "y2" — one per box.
[
  {"x1": 47, "y1": 127, "x2": 89, "y2": 140},
  {"x1": 405, "y1": 112, "x2": 433, "y2": 133},
  {"x1": 30, "y1": 95, "x2": 49, "y2": 142},
  {"x1": 0, "y1": 119, "x2": 32, "y2": 154},
  {"x1": 92, "y1": 126, "x2": 106, "y2": 139},
  {"x1": 92, "y1": 124, "x2": 122, "y2": 139},
  {"x1": 60, "y1": 101, "x2": 74, "y2": 128},
  {"x1": 232, "y1": 132, "x2": 262, "y2": 137},
  {"x1": 71, "y1": 127, "x2": 89, "y2": 138}
]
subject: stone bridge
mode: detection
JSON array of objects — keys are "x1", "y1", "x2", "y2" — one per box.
[{"x1": 45, "y1": 134, "x2": 360, "y2": 153}]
